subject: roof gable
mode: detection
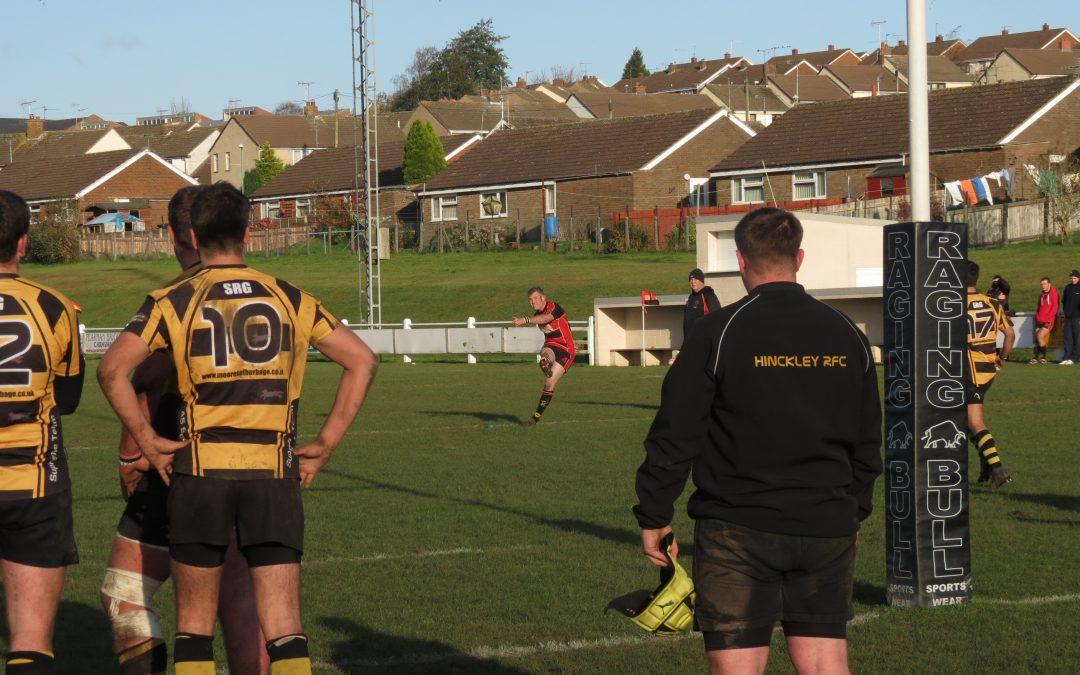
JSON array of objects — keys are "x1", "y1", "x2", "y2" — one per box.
[
  {"x1": 959, "y1": 27, "x2": 1077, "y2": 62},
  {"x1": 0, "y1": 150, "x2": 195, "y2": 202}
]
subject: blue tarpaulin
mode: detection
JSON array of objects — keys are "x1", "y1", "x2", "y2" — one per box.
[{"x1": 85, "y1": 212, "x2": 144, "y2": 233}]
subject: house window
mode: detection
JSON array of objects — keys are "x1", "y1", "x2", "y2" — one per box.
[
  {"x1": 212, "y1": 154, "x2": 219, "y2": 173},
  {"x1": 732, "y1": 176, "x2": 764, "y2": 203},
  {"x1": 296, "y1": 197, "x2": 314, "y2": 218},
  {"x1": 543, "y1": 184, "x2": 556, "y2": 214},
  {"x1": 224, "y1": 152, "x2": 231, "y2": 172},
  {"x1": 479, "y1": 191, "x2": 507, "y2": 218},
  {"x1": 792, "y1": 171, "x2": 826, "y2": 200},
  {"x1": 291, "y1": 148, "x2": 314, "y2": 164},
  {"x1": 431, "y1": 195, "x2": 458, "y2": 222},
  {"x1": 261, "y1": 201, "x2": 281, "y2": 219}
]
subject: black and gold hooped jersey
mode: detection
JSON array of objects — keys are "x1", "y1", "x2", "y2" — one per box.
[
  {"x1": 967, "y1": 291, "x2": 1010, "y2": 387},
  {"x1": 124, "y1": 264, "x2": 340, "y2": 480},
  {"x1": 0, "y1": 274, "x2": 83, "y2": 500}
]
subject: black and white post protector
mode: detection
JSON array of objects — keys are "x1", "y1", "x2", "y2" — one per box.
[{"x1": 883, "y1": 221, "x2": 972, "y2": 608}]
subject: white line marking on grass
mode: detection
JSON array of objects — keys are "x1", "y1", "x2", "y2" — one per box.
[
  {"x1": 305, "y1": 545, "x2": 532, "y2": 567},
  {"x1": 353, "y1": 416, "x2": 653, "y2": 436},
  {"x1": 310, "y1": 593, "x2": 1080, "y2": 671}
]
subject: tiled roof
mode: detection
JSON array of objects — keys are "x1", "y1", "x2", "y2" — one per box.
[
  {"x1": 0, "y1": 150, "x2": 142, "y2": 201},
  {"x1": 570, "y1": 91, "x2": 719, "y2": 118},
  {"x1": 712, "y1": 78, "x2": 1076, "y2": 172},
  {"x1": 422, "y1": 109, "x2": 743, "y2": 191},
  {"x1": 704, "y1": 84, "x2": 789, "y2": 112},
  {"x1": 115, "y1": 125, "x2": 217, "y2": 157},
  {"x1": 998, "y1": 48, "x2": 1080, "y2": 76},
  {"x1": 766, "y1": 74, "x2": 850, "y2": 102},
  {"x1": 2, "y1": 129, "x2": 115, "y2": 167},
  {"x1": 418, "y1": 101, "x2": 507, "y2": 133},
  {"x1": 822, "y1": 65, "x2": 908, "y2": 93},
  {"x1": 884, "y1": 55, "x2": 974, "y2": 83},
  {"x1": 890, "y1": 38, "x2": 965, "y2": 57},
  {"x1": 767, "y1": 48, "x2": 855, "y2": 72},
  {"x1": 613, "y1": 56, "x2": 746, "y2": 93},
  {"x1": 232, "y1": 115, "x2": 378, "y2": 149},
  {"x1": 959, "y1": 27, "x2": 1074, "y2": 62},
  {"x1": 250, "y1": 135, "x2": 477, "y2": 198}
]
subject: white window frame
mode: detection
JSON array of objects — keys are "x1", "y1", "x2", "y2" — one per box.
[
  {"x1": 478, "y1": 191, "x2": 508, "y2": 219},
  {"x1": 732, "y1": 175, "x2": 764, "y2": 204},
  {"x1": 543, "y1": 183, "x2": 556, "y2": 214},
  {"x1": 791, "y1": 171, "x2": 826, "y2": 201},
  {"x1": 211, "y1": 154, "x2": 219, "y2": 173},
  {"x1": 689, "y1": 177, "x2": 709, "y2": 208},
  {"x1": 261, "y1": 201, "x2": 281, "y2": 219},
  {"x1": 295, "y1": 197, "x2": 314, "y2": 218},
  {"x1": 430, "y1": 195, "x2": 458, "y2": 222},
  {"x1": 291, "y1": 148, "x2": 314, "y2": 164},
  {"x1": 224, "y1": 152, "x2": 231, "y2": 172}
]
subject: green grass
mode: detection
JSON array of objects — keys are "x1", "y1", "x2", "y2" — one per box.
[
  {"x1": 23, "y1": 240, "x2": 1079, "y2": 329},
  {"x1": 8, "y1": 359, "x2": 1077, "y2": 673}
]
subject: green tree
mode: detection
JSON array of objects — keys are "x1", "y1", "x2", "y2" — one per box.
[
  {"x1": 402, "y1": 121, "x2": 446, "y2": 184},
  {"x1": 243, "y1": 142, "x2": 286, "y2": 194},
  {"x1": 389, "y1": 19, "x2": 509, "y2": 111},
  {"x1": 621, "y1": 47, "x2": 650, "y2": 80},
  {"x1": 27, "y1": 199, "x2": 81, "y2": 264}
]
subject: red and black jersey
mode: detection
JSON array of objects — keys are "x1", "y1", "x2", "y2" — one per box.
[{"x1": 536, "y1": 300, "x2": 575, "y2": 354}]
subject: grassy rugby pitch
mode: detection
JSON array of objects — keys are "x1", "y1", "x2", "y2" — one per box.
[{"x1": 2, "y1": 244, "x2": 1078, "y2": 672}]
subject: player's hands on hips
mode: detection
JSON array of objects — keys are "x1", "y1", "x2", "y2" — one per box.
[
  {"x1": 512, "y1": 316, "x2": 527, "y2": 327},
  {"x1": 995, "y1": 354, "x2": 1006, "y2": 370},
  {"x1": 641, "y1": 526, "x2": 677, "y2": 567},
  {"x1": 119, "y1": 455, "x2": 150, "y2": 500},
  {"x1": 138, "y1": 435, "x2": 186, "y2": 485},
  {"x1": 295, "y1": 439, "x2": 334, "y2": 488}
]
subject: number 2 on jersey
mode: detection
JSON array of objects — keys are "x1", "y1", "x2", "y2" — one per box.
[{"x1": 0, "y1": 320, "x2": 33, "y2": 387}]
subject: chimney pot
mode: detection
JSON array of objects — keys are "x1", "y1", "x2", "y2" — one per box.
[
  {"x1": 515, "y1": 76, "x2": 526, "y2": 88},
  {"x1": 935, "y1": 34, "x2": 943, "y2": 42},
  {"x1": 26, "y1": 115, "x2": 44, "y2": 140},
  {"x1": 303, "y1": 100, "x2": 318, "y2": 117},
  {"x1": 633, "y1": 82, "x2": 646, "y2": 94},
  {"x1": 724, "y1": 52, "x2": 731, "y2": 59},
  {"x1": 1043, "y1": 23, "x2": 1050, "y2": 31},
  {"x1": 1001, "y1": 28, "x2": 1009, "y2": 35},
  {"x1": 898, "y1": 39, "x2": 906, "y2": 47},
  {"x1": 791, "y1": 48, "x2": 798, "y2": 55},
  {"x1": 667, "y1": 62, "x2": 675, "y2": 73},
  {"x1": 690, "y1": 56, "x2": 697, "y2": 63},
  {"x1": 828, "y1": 44, "x2": 835, "y2": 51}
]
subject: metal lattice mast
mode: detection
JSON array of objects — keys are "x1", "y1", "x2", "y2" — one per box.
[{"x1": 350, "y1": 0, "x2": 381, "y2": 327}]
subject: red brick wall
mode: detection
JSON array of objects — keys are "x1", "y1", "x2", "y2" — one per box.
[{"x1": 80, "y1": 155, "x2": 195, "y2": 228}]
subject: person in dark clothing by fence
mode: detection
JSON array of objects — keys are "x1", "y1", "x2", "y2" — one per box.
[
  {"x1": 1061, "y1": 269, "x2": 1080, "y2": 365},
  {"x1": 682, "y1": 269, "x2": 721, "y2": 344}
]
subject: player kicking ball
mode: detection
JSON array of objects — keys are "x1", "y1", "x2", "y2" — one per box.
[{"x1": 513, "y1": 287, "x2": 575, "y2": 425}]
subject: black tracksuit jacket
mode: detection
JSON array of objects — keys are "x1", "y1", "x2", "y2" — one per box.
[
  {"x1": 634, "y1": 281, "x2": 883, "y2": 538},
  {"x1": 683, "y1": 286, "x2": 721, "y2": 341},
  {"x1": 1062, "y1": 282, "x2": 1080, "y2": 319}
]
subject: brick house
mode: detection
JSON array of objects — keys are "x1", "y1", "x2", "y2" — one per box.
[
  {"x1": 820, "y1": 64, "x2": 908, "y2": 97},
  {"x1": 766, "y1": 46, "x2": 862, "y2": 76},
  {"x1": 956, "y1": 24, "x2": 1078, "y2": 76},
  {"x1": 709, "y1": 78, "x2": 1080, "y2": 205},
  {"x1": 417, "y1": 109, "x2": 756, "y2": 242},
  {"x1": 248, "y1": 135, "x2": 480, "y2": 226},
  {"x1": 765, "y1": 73, "x2": 849, "y2": 105},
  {"x1": 613, "y1": 55, "x2": 750, "y2": 93},
  {"x1": 0, "y1": 149, "x2": 198, "y2": 228}
]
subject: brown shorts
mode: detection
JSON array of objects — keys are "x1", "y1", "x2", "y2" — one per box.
[{"x1": 693, "y1": 519, "x2": 856, "y2": 648}]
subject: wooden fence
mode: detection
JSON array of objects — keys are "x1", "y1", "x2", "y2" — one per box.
[{"x1": 79, "y1": 225, "x2": 351, "y2": 259}]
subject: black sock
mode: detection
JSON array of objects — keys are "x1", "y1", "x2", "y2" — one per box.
[
  {"x1": 173, "y1": 633, "x2": 213, "y2": 674},
  {"x1": 971, "y1": 430, "x2": 1003, "y2": 468},
  {"x1": 118, "y1": 638, "x2": 166, "y2": 675},
  {"x1": 533, "y1": 390, "x2": 554, "y2": 421},
  {"x1": 267, "y1": 634, "x2": 311, "y2": 674},
  {"x1": 5, "y1": 651, "x2": 53, "y2": 674}
]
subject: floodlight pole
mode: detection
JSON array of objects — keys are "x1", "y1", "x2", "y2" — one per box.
[
  {"x1": 907, "y1": 0, "x2": 931, "y2": 220},
  {"x1": 350, "y1": 0, "x2": 381, "y2": 328}
]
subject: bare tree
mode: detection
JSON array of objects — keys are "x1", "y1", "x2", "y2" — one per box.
[
  {"x1": 1046, "y1": 158, "x2": 1080, "y2": 245},
  {"x1": 531, "y1": 65, "x2": 578, "y2": 85},
  {"x1": 170, "y1": 97, "x2": 192, "y2": 114},
  {"x1": 274, "y1": 100, "x2": 304, "y2": 115}
]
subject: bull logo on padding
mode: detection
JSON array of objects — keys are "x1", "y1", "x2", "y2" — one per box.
[
  {"x1": 887, "y1": 422, "x2": 912, "y2": 449},
  {"x1": 920, "y1": 420, "x2": 966, "y2": 449}
]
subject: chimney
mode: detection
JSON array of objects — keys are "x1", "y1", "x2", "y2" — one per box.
[
  {"x1": 791, "y1": 48, "x2": 799, "y2": 55},
  {"x1": 27, "y1": 115, "x2": 44, "y2": 140},
  {"x1": 303, "y1": 100, "x2": 318, "y2": 116},
  {"x1": 516, "y1": 76, "x2": 526, "y2": 88},
  {"x1": 690, "y1": 56, "x2": 698, "y2": 63},
  {"x1": 1001, "y1": 28, "x2": 1009, "y2": 36},
  {"x1": 633, "y1": 82, "x2": 647, "y2": 95},
  {"x1": 724, "y1": 52, "x2": 731, "y2": 59},
  {"x1": 827, "y1": 44, "x2": 835, "y2": 51},
  {"x1": 666, "y1": 62, "x2": 676, "y2": 73},
  {"x1": 1043, "y1": 23, "x2": 1050, "y2": 31},
  {"x1": 552, "y1": 77, "x2": 567, "y2": 87},
  {"x1": 935, "y1": 34, "x2": 944, "y2": 42},
  {"x1": 880, "y1": 42, "x2": 891, "y2": 56},
  {"x1": 898, "y1": 39, "x2": 906, "y2": 47}
]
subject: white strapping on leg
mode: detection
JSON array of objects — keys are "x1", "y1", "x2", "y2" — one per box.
[{"x1": 101, "y1": 568, "x2": 165, "y2": 641}]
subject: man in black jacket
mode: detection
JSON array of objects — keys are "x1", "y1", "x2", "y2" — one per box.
[
  {"x1": 1061, "y1": 269, "x2": 1080, "y2": 365},
  {"x1": 634, "y1": 207, "x2": 881, "y2": 674},
  {"x1": 683, "y1": 268, "x2": 721, "y2": 343}
]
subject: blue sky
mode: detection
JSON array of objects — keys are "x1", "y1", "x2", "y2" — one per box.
[{"x1": 2, "y1": 0, "x2": 1077, "y2": 122}]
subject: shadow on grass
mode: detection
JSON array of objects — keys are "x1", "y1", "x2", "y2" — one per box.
[
  {"x1": 568, "y1": 400, "x2": 658, "y2": 412},
  {"x1": 420, "y1": 410, "x2": 523, "y2": 425},
  {"x1": 0, "y1": 599, "x2": 114, "y2": 672},
  {"x1": 852, "y1": 580, "x2": 887, "y2": 606},
  {"x1": 992, "y1": 492, "x2": 1080, "y2": 512},
  {"x1": 322, "y1": 469, "x2": 640, "y2": 547},
  {"x1": 318, "y1": 616, "x2": 529, "y2": 674}
]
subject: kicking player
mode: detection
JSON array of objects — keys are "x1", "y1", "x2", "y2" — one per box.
[
  {"x1": 100, "y1": 186, "x2": 268, "y2": 675},
  {"x1": 0, "y1": 190, "x2": 84, "y2": 673},
  {"x1": 98, "y1": 183, "x2": 378, "y2": 675},
  {"x1": 513, "y1": 287, "x2": 574, "y2": 425},
  {"x1": 965, "y1": 260, "x2": 1015, "y2": 489}
]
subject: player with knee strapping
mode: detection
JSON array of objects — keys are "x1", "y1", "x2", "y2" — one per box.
[
  {"x1": 513, "y1": 287, "x2": 575, "y2": 425},
  {"x1": 0, "y1": 190, "x2": 84, "y2": 674},
  {"x1": 98, "y1": 183, "x2": 378, "y2": 675},
  {"x1": 99, "y1": 186, "x2": 268, "y2": 675}
]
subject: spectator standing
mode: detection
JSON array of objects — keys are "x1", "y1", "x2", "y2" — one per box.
[
  {"x1": 682, "y1": 268, "x2": 721, "y2": 344},
  {"x1": 1031, "y1": 277, "x2": 1059, "y2": 364},
  {"x1": 1061, "y1": 269, "x2": 1080, "y2": 366},
  {"x1": 988, "y1": 275, "x2": 1012, "y2": 314}
]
